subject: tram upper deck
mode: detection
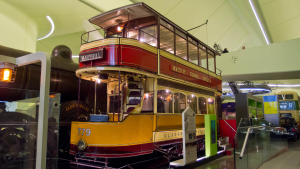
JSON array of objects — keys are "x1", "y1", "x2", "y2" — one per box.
[{"x1": 77, "y1": 3, "x2": 222, "y2": 92}]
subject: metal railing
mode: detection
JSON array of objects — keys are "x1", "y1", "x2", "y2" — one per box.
[{"x1": 81, "y1": 28, "x2": 105, "y2": 45}]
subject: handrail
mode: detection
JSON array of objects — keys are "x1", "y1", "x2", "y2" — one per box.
[
  {"x1": 224, "y1": 120, "x2": 236, "y2": 132},
  {"x1": 239, "y1": 126, "x2": 263, "y2": 159},
  {"x1": 81, "y1": 28, "x2": 105, "y2": 45}
]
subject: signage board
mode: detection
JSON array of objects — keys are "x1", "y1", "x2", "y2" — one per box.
[
  {"x1": 263, "y1": 95, "x2": 280, "y2": 125},
  {"x1": 170, "y1": 107, "x2": 197, "y2": 166},
  {"x1": 79, "y1": 48, "x2": 105, "y2": 62},
  {"x1": 169, "y1": 65, "x2": 211, "y2": 83}
]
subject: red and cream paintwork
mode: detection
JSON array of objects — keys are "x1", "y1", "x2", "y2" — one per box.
[
  {"x1": 70, "y1": 114, "x2": 205, "y2": 158},
  {"x1": 78, "y1": 38, "x2": 222, "y2": 92}
]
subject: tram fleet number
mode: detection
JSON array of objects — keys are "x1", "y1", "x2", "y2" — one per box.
[{"x1": 78, "y1": 128, "x2": 91, "y2": 136}]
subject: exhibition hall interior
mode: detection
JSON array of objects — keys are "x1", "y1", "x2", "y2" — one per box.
[{"x1": 1, "y1": 0, "x2": 300, "y2": 169}]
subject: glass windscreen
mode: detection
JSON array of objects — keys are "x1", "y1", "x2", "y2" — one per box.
[
  {"x1": 157, "y1": 90, "x2": 173, "y2": 113},
  {"x1": 279, "y1": 101, "x2": 298, "y2": 110},
  {"x1": 174, "y1": 93, "x2": 186, "y2": 113},
  {"x1": 139, "y1": 25, "x2": 157, "y2": 47}
]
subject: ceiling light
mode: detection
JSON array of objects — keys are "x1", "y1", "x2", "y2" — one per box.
[
  {"x1": 97, "y1": 79, "x2": 101, "y2": 83},
  {"x1": 268, "y1": 84, "x2": 300, "y2": 87},
  {"x1": 37, "y1": 16, "x2": 55, "y2": 41},
  {"x1": 249, "y1": 0, "x2": 269, "y2": 45}
]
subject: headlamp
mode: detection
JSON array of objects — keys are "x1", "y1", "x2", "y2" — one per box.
[{"x1": 77, "y1": 139, "x2": 87, "y2": 151}]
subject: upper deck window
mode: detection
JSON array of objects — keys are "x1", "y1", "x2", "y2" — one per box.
[
  {"x1": 285, "y1": 94, "x2": 294, "y2": 99},
  {"x1": 139, "y1": 25, "x2": 157, "y2": 47},
  {"x1": 160, "y1": 25, "x2": 174, "y2": 54},
  {"x1": 125, "y1": 21, "x2": 138, "y2": 39},
  {"x1": 208, "y1": 51, "x2": 215, "y2": 73},
  {"x1": 199, "y1": 44, "x2": 207, "y2": 69},
  {"x1": 161, "y1": 19, "x2": 173, "y2": 30},
  {"x1": 175, "y1": 30, "x2": 187, "y2": 60}
]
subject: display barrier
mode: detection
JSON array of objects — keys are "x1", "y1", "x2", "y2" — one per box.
[
  {"x1": 234, "y1": 118, "x2": 288, "y2": 169},
  {"x1": 0, "y1": 91, "x2": 60, "y2": 169}
]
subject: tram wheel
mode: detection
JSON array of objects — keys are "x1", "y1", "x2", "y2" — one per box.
[{"x1": 0, "y1": 133, "x2": 20, "y2": 163}]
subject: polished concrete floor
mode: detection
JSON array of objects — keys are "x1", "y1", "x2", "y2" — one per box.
[
  {"x1": 259, "y1": 139, "x2": 300, "y2": 169},
  {"x1": 194, "y1": 155, "x2": 234, "y2": 169}
]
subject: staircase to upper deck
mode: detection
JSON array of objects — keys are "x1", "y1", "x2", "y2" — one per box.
[{"x1": 122, "y1": 76, "x2": 144, "y2": 119}]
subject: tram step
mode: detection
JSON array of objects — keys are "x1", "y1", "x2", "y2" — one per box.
[
  {"x1": 127, "y1": 107, "x2": 135, "y2": 113},
  {"x1": 126, "y1": 104, "x2": 138, "y2": 107},
  {"x1": 129, "y1": 91, "x2": 141, "y2": 96},
  {"x1": 129, "y1": 89, "x2": 141, "y2": 92},
  {"x1": 128, "y1": 96, "x2": 142, "y2": 100},
  {"x1": 128, "y1": 99, "x2": 141, "y2": 105}
]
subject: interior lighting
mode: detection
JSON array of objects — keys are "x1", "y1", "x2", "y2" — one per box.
[
  {"x1": 97, "y1": 79, "x2": 101, "y2": 83},
  {"x1": 72, "y1": 55, "x2": 79, "y2": 58},
  {"x1": 249, "y1": 0, "x2": 269, "y2": 45},
  {"x1": 140, "y1": 38, "x2": 144, "y2": 42},
  {"x1": 166, "y1": 89, "x2": 169, "y2": 93},
  {"x1": 191, "y1": 94, "x2": 194, "y2": 97},
  {"x1": 146, "y1": 93, "x2": 149, "y2": 98},
  {"x1": 37, "y1": 16, "x2": 55, "y2": 41},
  {"x1": 117, "y1": 26, "x2": 123, "y2": 32},
  {"x1": 208, "y1": 98, "x2": 213, "y2": 103},
  {"x1": 0, "y1": 63, "x2": 17, "y2": 82}
]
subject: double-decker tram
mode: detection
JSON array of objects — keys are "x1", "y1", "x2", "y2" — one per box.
[
  {"x1": 276, "y1": 91, "x2": 300, "y2": 123},
  {"x1": 69, "y1": 3, "x2": 222, "y2": 167}
]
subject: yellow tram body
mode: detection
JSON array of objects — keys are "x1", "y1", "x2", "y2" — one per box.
[{"x1": 70, "y1": 114, "x2": 205, "y2": 158}]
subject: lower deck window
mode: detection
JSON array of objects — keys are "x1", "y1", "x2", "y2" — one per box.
[
  {"x1": 174, "y1": 93, "x2": 186, "y2": 113},
  {"x1": 157, "y1": 90, "x2": 173, "y2": 113}
]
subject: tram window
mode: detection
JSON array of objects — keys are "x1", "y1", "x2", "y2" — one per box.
[
  {"x1": 157, "y1": 90, "x2": 173, "y2": 113},
  {"x1": 160, "y1": 25, "x2": 174, "y2": 54},
  {"x1": 142, "y1": 93, "x2": 153, "y2": 112},
  {"x1": 208, "y1": 53, "x2": 215, "y2": 73},
  {"x1": 198, "y1": 97, "x2": 207, "y2": 114},
  {"x1": 175, "y1": 34, "x2": 187, "y2": 60},
  {"x1": 188, "y1": 43, "x2": 198, "y2": 65},
  {"x1": 278, "y1": 95, "x2": 284, "y2": 100},
  {"x1": 199, "y1": 48, "x2": 207, "y2": 69},
  {"x1": 285, "y1": 94, "x2": 294, "y2": 99},
  {"x1": 187, "y1": 95, "x2": 197, "y2": 113},
  {"x1": 208, "y1": 98, "x2": 215, "y2": 114},
  {"x1": 126, "y1": 22, "x2": 138, "y2": 40},
  {"x1": 174, "y1": 93, "x2": 186, "y2": 113},
  {"x1": 139, "y1": 25, "x2": 157, "y2": 47}
]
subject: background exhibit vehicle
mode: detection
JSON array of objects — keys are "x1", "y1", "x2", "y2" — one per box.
[
  {"x1": 69, "y1": 2, "x2": 222, "y2": 163},
  {"x1": 275, "y1": 91, "x2": 300, "y2": 124}
]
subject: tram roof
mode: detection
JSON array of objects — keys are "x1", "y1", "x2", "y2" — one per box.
[{"x1": 89, "y1": 3, "x2": 218, "y2": 55}]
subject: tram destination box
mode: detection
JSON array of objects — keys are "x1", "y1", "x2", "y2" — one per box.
[{"x1": 79, "y1": 48, "x2": 106, "y2": 62}]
